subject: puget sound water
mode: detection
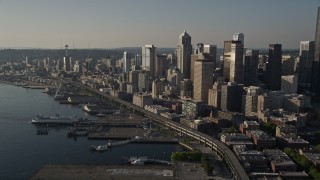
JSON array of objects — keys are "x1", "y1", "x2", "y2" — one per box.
[{"x1": 0, "y1": 83, "x2": 181, "y2": 179}]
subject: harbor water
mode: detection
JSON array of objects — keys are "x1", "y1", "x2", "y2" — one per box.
[{"x1": 0, "y1": 83, "x2": 181, "y2": 179}]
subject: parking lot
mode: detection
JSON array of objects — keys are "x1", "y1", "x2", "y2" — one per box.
[{"x1": 175, "y1": 162, "x2": 207, "y2": 180}]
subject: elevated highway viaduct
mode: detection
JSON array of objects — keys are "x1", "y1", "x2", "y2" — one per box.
[{"x1": 69, "y1": 81, "x2": 250, "y2": 180}]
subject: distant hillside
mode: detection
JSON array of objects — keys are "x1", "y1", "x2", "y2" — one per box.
[
  {"x1": 0, "y1": 49, "x2": 125, "y2": 62},
  {"x1": 0, "y1": 48, "x2": 299, "y2": 62},
  {"x1": 112, "y1": 47, "x2": 176, "y2": 55},
  {"x1": 0, "y1": 47, "x2": 178, "y2": 62}
]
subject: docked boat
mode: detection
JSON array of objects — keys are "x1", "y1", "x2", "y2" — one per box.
[
  {"x1": 96, "y1": 145, "x2": 108, "y2": 151},
  {"x1": 42, "y1": 87, "x2": 58, "y2": 95},
  {"x1": 82, "y1": 104, "x2": 99, "y2": 114},
  {"x1": 31, "y1": 114, "x2": 79, "y2": 124},
  {"x1": 82, "y1": 104, "x2": 118, "y2": 115},
  {"x1": 96, "y1": 112, "x2": 106, "y2": 117},
  {"x1": 90, "y1": 144, "x2": 108, "y2": 151}
]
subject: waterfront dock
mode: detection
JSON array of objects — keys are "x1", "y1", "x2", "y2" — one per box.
[
  {"x1": 128, "y1": 156, "x2": 173, "y2": 166},
  {"x1": 23, "y1": 85, "x2": 47, "y2": 89},
  {"x1": 88, "y1": 114, "x2": 149, "y2": 139},
  {"x1": 31, "y1": 164, "x2": 174, "y2": 180},
  {"x1": 90, "y1": 138, "x2": 178, "y2": 151},
  {"x1": 88, "y1": 127, "x2": 145, "y2": 140}
]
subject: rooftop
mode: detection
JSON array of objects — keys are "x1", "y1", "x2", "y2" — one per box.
[
  {"x1": 247, "y1": 130, "x2": 275, "y2": 140},
  {"x1": 278, "y1": 171, "x2": 309, "y2": 177},
  {"x1": 271, "y1": 157, "x2": 296, "y2": 166},
  {"x1": 283, "y1": 137, "x2": 309, "y2": 144},
  {"x1": 145, "y1": 105, "x2": 169, "y2": 111},
  {"x1": 244, "y1": 120, "x2": 260, "y2": 126},
  {"x1": 303, "y1": 152, "x2": 320, "y2": 164}
]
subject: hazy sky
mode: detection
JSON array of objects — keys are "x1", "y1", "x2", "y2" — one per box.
[{"x1": 0, "y1": 0, "x2": 319, "y2": 49}]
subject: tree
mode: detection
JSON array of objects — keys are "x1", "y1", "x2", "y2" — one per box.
[
  {"x1": 260, "y1": 122, "x2": 276, "y2": 135},
  {"x1": 283, "y1": 147, "x2": 293, "y2": 156}
]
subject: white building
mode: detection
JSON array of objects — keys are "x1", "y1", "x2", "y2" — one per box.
[{"x1": 123, "y1": 51, "x2": 131, "y2": 72}]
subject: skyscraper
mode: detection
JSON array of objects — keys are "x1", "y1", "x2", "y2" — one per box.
[
  {"x1": 282, "y1": 55, "x2": 295, "y2": 75},
  {"x1": 312, "y1": 7, "x2": 320, "y2": 93},
  {"x1": 142, "y1": 45, "x2": 157, "y2": 78},
  {"x1": 180, "y1": 79, "x2": 193, "y2": 98},
  {"x1": 123, "y1": 51, "x2": 130, "y2": 72},
  {"x1": 177, "y1": 31, "x2": 192, "y2": 79},
  {"x1": 208, "y1": 81, "x2": 227, "y2": 109},
  {"x1": 155, "y1": 54, "x2": 167, "y2": 78},
  {"x1": 194, "y1": 43, "x2": 204, "y2": 54},
  {"x1": 152, "y1": 78, "x2": 165, "y2": 98},
  {"x1": 138, "y1": 71, "x2": 150, "y2": 92},
  {"x1": 243, "y1": 49, "x2": 259, "y2": 86},
  {"x1": 223, "y1": 41, "x2": 244, "y2": 83},
  {"x1": 233, "y1": 33, "x2": 244, "y2": 44},
  {"x1": 221, "y1": 82, "x2": 244, "y2": 113},
  {"x1": 135, "y1": 54, "x2": 142, "y2": 66},
  {"x1": 63, "y1": 44, "x2": 72, "y2": 72},
  {"x1": 299, "y1": 41, "x2": 314, "y2": 89},
  {"x1": 223, "y1": 41, "x2": 232, "y2": 80},
  {"x1": 266, "y1": 44, "x2": 282, "y2": 91},
  {"x1": 167, "y1": 68, "x2": 182, "y2": 91},
  {"x1": 281, "y1": 75, "x2": 298, "y2": 94},
  {"x1": 242, "y1": 86, "x2": 263, "y2": 116},
  {"x1": 203, "y1": 44, "x2": 217, "y2": 70},
  {"x1": 193, "y1": 53, "x2": 214, "y2": 103}
]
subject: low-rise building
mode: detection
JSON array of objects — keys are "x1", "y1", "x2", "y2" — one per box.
[
  {"x1": 180, "y1": 117, "x2": 212, "y2": 133},
  {"x1": 278, "y1": 171, "x2": 311, "y2": 180},
  {"x1": 283, "y1": 94, "x2": 311, "y2": 113},
  {"x1": 227, "y1": 141, "x2": 254, "y2": 150},
  {"x1": 233, "y1": 148, "x2": 268, "y2": 173},
  {"x1": 171, "y1": 102, "x2": 182, "y2": 114},
  {"x1": 220, "y1": 133, "x2": 253, "y2": 148},
  {"x1": 160, "y1": 112, "x2": 180, "y2": 122},
  {"x1": 263, "y1": 149, "x2": 297, "y2": 173},
  {"x1": 246, "y1": 130, "x2": 276, "y2": 149},
  {"x1": 181, "y1": 99, "x2": 206, "y2": 116},
  {"x1": 240, "y1": 120, "x2": 260, "y2": 134},
  {"x1": 250, "y1": 172, "x2": 280, "y2": 180},
  {"x1": 132, "y1": 93, "x2": 153, "y2": 108},
  {"x1": 218, "y1": 111, "x2": 244, "y2": 129},
  {"x1": 276, "y1": 124, "x2": 297, "y2": 138},
  {"x1": 220, "y1": 133, "x2": 251, "y2": 143},
  {"x1": 110, "y1": 90, "x2": 132, "y2": 101},
  {"x1": 203, "y1": 116, "x2": 233, "y2": 129},
  {"x1": 276, "y1": 125, "x2": 309, "y2": 149},
  {"x1": 277, "y1": 136, "x2": 309, "y2": 149},
  {"x1": 299, "y1": 150, "x2": 320, "y2": 170},
  {"x1": 270, "y1": 157, "x2": 297, "y2": 172}
]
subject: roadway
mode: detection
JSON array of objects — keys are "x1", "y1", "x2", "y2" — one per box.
[{"x1": 67, "y1": 80, "x2": 250, "y2": 180}]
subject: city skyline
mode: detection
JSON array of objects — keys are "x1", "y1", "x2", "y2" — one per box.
[{"x1": 0, "y1": 0, "x2": 319, "y2": 49}]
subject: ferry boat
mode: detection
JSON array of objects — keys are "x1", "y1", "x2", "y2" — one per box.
[{"x1": 31, "y1": 114, "x2": 79, "y2": 124}]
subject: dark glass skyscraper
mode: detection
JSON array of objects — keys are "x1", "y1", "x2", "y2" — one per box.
[
  {"x1": 243, "y1": 49, "x2": 259, "y2": 86},
  {"x1": 299, "y1": 41, "x2": 314, "y2": 89},
  {"x1": 312, "y1": 7, "x2": 320, "y2": 93},
  {"x1": 266, "y1": 44, "x2": 282, "y2": 91}
]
